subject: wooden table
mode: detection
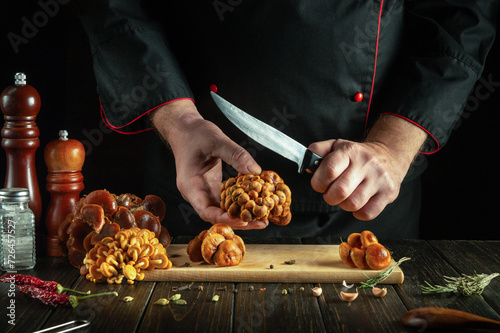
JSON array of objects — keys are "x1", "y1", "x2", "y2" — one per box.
[{"x1": 1, "y1": 238, "x2": 499, "y2": 332}]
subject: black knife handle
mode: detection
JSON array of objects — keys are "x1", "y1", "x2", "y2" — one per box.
[{"x1": 300, "y1": 149, "x2": 323, "y2": 174}]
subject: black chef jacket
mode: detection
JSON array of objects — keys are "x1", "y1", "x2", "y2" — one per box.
[{"x1": 77, "y1": 1, "x2": 498, "y2": 238}]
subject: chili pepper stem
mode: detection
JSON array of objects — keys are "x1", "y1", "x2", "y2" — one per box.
[
  {"x1": 57, "y1": 284, "x2": 90, "y2": 295},
  {"x1": 69, "y1": 291, "x2": 118, "y2": 308}
]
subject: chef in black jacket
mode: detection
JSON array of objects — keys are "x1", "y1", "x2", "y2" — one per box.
[{"x1": 77, "y1": 1, "x2": 498, "y2": 239}]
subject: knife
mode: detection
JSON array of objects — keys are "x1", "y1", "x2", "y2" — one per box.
[{"x1": 210, "y1": 90, "x2": 322, "y2": 174}]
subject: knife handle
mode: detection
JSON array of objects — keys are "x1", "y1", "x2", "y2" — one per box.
[{"x1": 300, "y1": 149, "x2": 323, "y2": 174}]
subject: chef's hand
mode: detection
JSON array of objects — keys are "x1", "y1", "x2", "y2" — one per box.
[
  {"x1": 150, "y1": 99, "x2": 267, "y2": 230},
  {"x1": 308, "y1": 115, "x2": 427, "y2": 220}
]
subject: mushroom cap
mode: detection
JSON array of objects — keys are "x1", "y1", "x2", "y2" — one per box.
[
  {"x1": 347, "y1": 233, "x2": 362, "y2": 249},
  {"x1": 84, "y1": 190, "x2": 118, "y2": 217},
  {"x1": 339, "y1": 242, "x2": 356, "y2": 268},
  {"x1": 133, "y1": 210, "x2": 161, "y2": 237},
  {"x1": 187, "y1": 238, "x2": 204, "y2": 262},
  {"x1": 350, "y1": 246, "x2": 369, "y2": 270},
  {"x1": 208, "y1": 223, "x2": 235, "y2": 239},
  {"x1": 360, "y1": 230, "x2": 378, "y2": 248},
  {"x1": 201, "y1": 233, "x2": 226, "y2": 265},
  {"x1": 365, "y1": 243, "x2": 391, "y2": 270},
  {"x1": 213, "y1": 240, "x2": 243, "y2": 267}
]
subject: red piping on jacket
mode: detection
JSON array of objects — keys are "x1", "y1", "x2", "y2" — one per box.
[
  {"x1": 364, "y1": 1, "x2": 439, "y2": 154},
  {"x1": 100, "y1": 97, "x2": 195, "y2": 135},
  {"x1": 381, "y1": 112, "x2": 440, "y2": 154},
  {"x1": 364, "y1": 0, "x2": 384, "y2": 132}
]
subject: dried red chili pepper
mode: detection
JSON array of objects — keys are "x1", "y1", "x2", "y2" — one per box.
[
  {"x1": 17, "y1": 285, "x2": 118, "y2": 308},
  {"x1": 0, "y1": 274, "x2": 88, "y2": 295}
]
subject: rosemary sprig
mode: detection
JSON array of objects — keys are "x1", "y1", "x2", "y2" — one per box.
[
  {"x1": 359, "y1": 257, "x2": 411, "y2": 288},
  {"x1": 421, "y1": 272, "x2": 499, "y2": 296}
]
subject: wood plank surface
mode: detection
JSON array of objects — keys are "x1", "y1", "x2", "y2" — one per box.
[
  {"x1": 429, "y1": 240, "x2": 500, "y2": 315},
  {"x1": 40, "y1": 276, "x2": 156, "y2": 333},
  {"x1": 317, "y1": 283, "x2": 411, "y2": 332},
  {"x1": 233, "y1": 282, "x2": 326, "y2": 332},
  {"x1": 139, "y1": 282, "x2": 234, "y2": 333},
  {"x1": 386, "y1": 239, "x2": 500, "y2": 328},
  {"x1": 143, "y1": 244, "x2": 404, "y2": 284},
  {"x1": 2, "y1": 240, "x2": 498, "y2": 333}
]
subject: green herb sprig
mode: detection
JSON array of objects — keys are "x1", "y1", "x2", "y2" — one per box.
[
  {"x1": 359, "y1": 257, "x2": 411, "y2": 288},
  {"x1": 421, "y1": 272, "x2": 499, "y2": 296}
]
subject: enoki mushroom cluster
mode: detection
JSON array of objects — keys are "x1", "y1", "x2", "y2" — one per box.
[
  {"x1": 83, "y1": 227, "x2": 172, "y2": 284},
  {"x1": 220, "y1": 171, "x2": 292, "y2": 225}
]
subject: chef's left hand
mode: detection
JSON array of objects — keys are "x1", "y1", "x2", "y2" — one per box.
[{"x1": 308, "y1": 115, "x2": 427, "y2": 220}]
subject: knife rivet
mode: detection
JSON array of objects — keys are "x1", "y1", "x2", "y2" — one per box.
[
  {"x1": 353, "y1": 92, "x2": 363, "y2": 102},
  {"x1": 210, "y1": 84, "x2": 218, "y2": 93}
]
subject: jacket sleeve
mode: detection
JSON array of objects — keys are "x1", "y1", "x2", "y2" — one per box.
[
  {"x1": 77, "y1": 0, "x2": 194, "y2": 134},
  {"x1": 375, "y1": 0, "x2": 498, "y2": 153}
]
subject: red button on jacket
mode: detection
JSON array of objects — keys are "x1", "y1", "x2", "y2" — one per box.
[{"x1": 354, "y1": 92, "x2": 363, "y2": 102}]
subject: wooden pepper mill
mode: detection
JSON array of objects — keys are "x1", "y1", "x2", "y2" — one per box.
[
  {"x1": 44, "y1": 130, "x2": 85, "y2": 256},
  {"x1": 0, "y1": 72, "x2": 42, "y2": 234}
]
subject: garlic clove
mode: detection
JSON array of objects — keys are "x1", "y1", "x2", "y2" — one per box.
[
  {"x1": 372, "y1": 286, "x2": 387, "y2": 297},
  {"x1": 342, "y1": 280, "x2": 355, "y2": 289},
  {"x1": 340, "y1": 289, "x2": 359, "y2": 302},
  {"x1": 312, "y1": 287, "x2": 323, "y2": 297}
]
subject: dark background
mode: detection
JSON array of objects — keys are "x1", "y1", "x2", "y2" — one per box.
[{"x1": 0, "y1": 1, "x2": 498, "y2": 240}]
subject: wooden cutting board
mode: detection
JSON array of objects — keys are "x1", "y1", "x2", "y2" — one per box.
[{"x1": 142, "y1": 244, "x2": 404, "y2": 284}]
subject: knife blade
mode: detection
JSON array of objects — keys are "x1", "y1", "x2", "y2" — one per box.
[{"x1": 211, "y1": 91, "x2": 322, "y2": 173}]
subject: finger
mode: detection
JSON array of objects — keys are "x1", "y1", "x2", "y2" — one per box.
[
  {"x1": 214, "y1": 140, "x2": 262, "y2": 175},
  {"x1": 246, "y1": 221, "x2": 269, "y2": 230},
  {"x1": 185, "y1": 180, "x2": 224, "y2": 224},
  {"x1": 221, "y1": 219, "x2": 269, "y2": 230},
  {"x1": 337, "y1": 178, "x2": 377, "y2": 212},
  {"x1": 324, "y1": 164, "x2": 366, "y2": 206},
  {"x1": 198, "y1": 204, "x2": 269, "y2": 230},
  {"x1": 310, "y1": 148, "x2": 350, "y2": 194},
  {"x1": 308, "y1": 139, "x2": 337, "y2": 157},
  {"x1": 351, "y1": 193, "x2": 388, "y2": 221}
]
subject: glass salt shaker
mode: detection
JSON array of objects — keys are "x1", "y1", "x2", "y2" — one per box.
[{"x1": 0, "y1": 188, "x2": 36, "y2": 271}]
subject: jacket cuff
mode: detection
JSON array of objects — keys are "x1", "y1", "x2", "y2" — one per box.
[
  {"x1": 380, "y1": 112, "x2": 440, "y2": 154},
  {"x1": 100, "y1": 97, "x2": 195, "y2": 134},
  {"x1": 92, "y1": 27, "x2": 194, "y2": 132},
  {"x1": 374, "y1": 52, "x2": 483, "y2": 154}
]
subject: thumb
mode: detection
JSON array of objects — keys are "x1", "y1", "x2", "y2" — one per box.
[
  {"x1": 215, "y1": 141, "x2": 262, "y2": 175},
  {"x1": 308, "y1": 139, "x2": 337, "y2": 157}
]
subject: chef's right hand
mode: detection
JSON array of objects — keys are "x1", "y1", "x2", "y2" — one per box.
[{"x1": 150, "y1": 99, "x2": 267, "y2": 230}]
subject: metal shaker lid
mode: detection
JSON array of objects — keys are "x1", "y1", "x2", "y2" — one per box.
[
  {"x1": 0, "y1": 188, "x2": 30, "y2": 202},
  {"x1": 14, "y1": 72, "x2": 27, "y2": 86}
]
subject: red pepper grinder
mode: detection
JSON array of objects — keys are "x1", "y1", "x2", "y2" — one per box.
[
  {"x1": 44, "y1": 130, "x2": 85, "y2": 256},
  {"x1": 0, "y1": 72, "x2": 42, "y2": 237}
]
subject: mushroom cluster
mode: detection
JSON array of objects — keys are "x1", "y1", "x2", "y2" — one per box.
[
  {"x1": 83, "y1": 227, "x2": 172, "y2": 284},
  {"x1": 58, "y1": 190, "x2": 170, "y2": 269},
  {"x1": 339, "y1": 230, "x2": 392, "y2": 270},
  {"x1": 220, "y1": 171, "x2": 292, "y2": 226},
  {"x1": 187, "y1": 223, "x2": 246, "y2": 267}
]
